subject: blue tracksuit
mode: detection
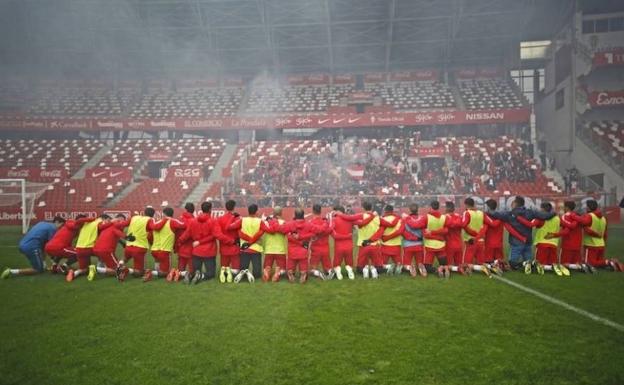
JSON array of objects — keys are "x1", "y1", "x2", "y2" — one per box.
[
  {"x1": 488, "y1": 207, "x2": 555, "y2": 264},
  {"x1": 18, "y1": 222, "x2": 57, "y2": 272}
]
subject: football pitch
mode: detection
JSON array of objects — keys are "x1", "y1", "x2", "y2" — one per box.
[{"x1": 1, "y1": 226, "x2": 623, "y2": 385}]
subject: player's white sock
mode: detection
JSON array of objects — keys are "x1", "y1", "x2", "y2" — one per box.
[
  {"x1": 567, "y1": 264, "x2": 581, "y2": 270},
  {"x1": 472, "y1": 265, "x2": 483, "y2": 271},
  {"x1": 543, "y1": 265, "x2": 553, "y2": 271},
  {"x1": 180, "y1": 271, "x2": 188, "y2": 277},
  {"x1": 450, "y1": 266, "x2": 459, "y2": 272},
  {"x1": 311, "y1": 269, "x2": 321, "y2": 277},
  {"x1": 384, "y1": 264, "x2": 392, "y2": 271},
  {"x1": 231, "y1": 269, "x2": 239, "y2": 275},
  {"x1": 96, "y1": 266, "x2": 107, "y2": 274},
  {"x1": 154, "y1": 262, "x2": 160, "y2": 271},
  {"x1": 74, "y1": 270, "x2": 83, "y2": 277},
  {"x1": 128, "y1": 268, "x2": 135, "y2": 275},
  {"x1": 10, "y1": 269, "x2": 19, "y2": 275},
  {"x1": 151, "y1": 270, "x2": 159, "y2": 278}
]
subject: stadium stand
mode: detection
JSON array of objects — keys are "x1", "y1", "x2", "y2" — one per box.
[
  {"x1": 245, "y1": 85, "x2": 354, "y2": 114},
  {"x1": 457, "y1": 78, "x2": 525, "y2": 110},
  {"x1": 583, "y1": 120, "x2": 624, "y2": 167},
  {"x1": 365, "y1": 81, "x2": 456, "y2": 110},
  {"x1": 0, "y1": 139, "x2": 104, "y2": 178},
  {"x1": 128, "y1": 87, "x2": 243, "y2": 118},
  {"x1": 28, "y1": 88, "x2": 136, "y2": 116}
]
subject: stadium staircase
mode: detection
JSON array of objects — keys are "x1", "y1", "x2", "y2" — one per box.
[
  {"x1": 542, "y1": 169, "x2": 565, "y2": 190},
  {"x1": 450, "y1": 84, "x2": 466, "y2": 110},
  {"x1": 184, "y1": 143, "x2": 238, "y2": 204},
  {"x1": 71, "y1": 143, "x2": 112, "y2": 179}
]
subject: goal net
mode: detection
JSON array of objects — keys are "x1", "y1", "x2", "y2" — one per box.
[{"x1": 0, "y1": 179, "x2": 50, "y2": 234}]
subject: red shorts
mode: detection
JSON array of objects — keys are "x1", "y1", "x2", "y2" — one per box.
[
  {"x1": 535, "y1": 245, "x2": 557, "y2": 265},
  {"x1": 94, "y1": 250, "x2": 119, "y2": 269},
  {"x1": 287, "y1": 257, "x2": 308, "y2": 272},
  {"x1": 357, "y1": 245, "x2": 382, "y2": 267},
  {"x1": 310, "y1": 249, "x2": 331, "y2": 270},
  {"x1": 560, "y1": 249, "x2": 581, "y2": 265},
  {"x1": 76, "y1": 247, "x2": 94, "y2": 270},
  {"x1": 333, "y1": 245, "x2": 353, "y2": 267},
  {"x1": 220, "y1": 253, "x2": 240, "y2": 270},
  {"x1": 381, "y1": 245, "x2": 401, "y2": 264},
  {"x1": 45, "y1": 245, "x2": 77, "y2": 259},
  {"x1": 124, "y1": 245, "x2": 147, "y2": 271},
  {"x1": 402, "y1": 246, "x2": 423, "y2": 265},
  {"x1": 445, "y1": 247, "x2": 462, "y2": 266},
  {"x1": 484, "y1": 247, "x2": 503, "y2": 262},
  {"x1": 264, "y1": 254, "x2": 286, "y2": 270},
  {"x1": 424, "y1": 248, "x2": 446, "y2": 265},
  {"x1": 178, "y1": 255, "x2": 191, "y2": 271},
  {"x1": 584, "y1": 247, "x2": 607, "y2": 267},
  {"x1": 463, "y1": 241, "x2": 485, "y2": 264},
  {"x1": 151, "y1": 250, "x2": 171, "y2": 273}
]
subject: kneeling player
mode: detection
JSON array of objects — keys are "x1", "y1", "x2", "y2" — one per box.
[
  {"x1": 143, "y1": 207, "x2": 186, "y2": 282},
  {"x1": 262, "y1": 207, "x2": 288, "y2": 282},
  {"x1": 573, "y1": 199, "x2": 622, "y2": 272},
  {"x1": 405, "y1": 201, "x2": 450, "y2": 278},
  {"x1": 92, "y1": 214, "x2": 134, "y2": 281},
  {"x1": 45, "y1": 214, "x2": 90, "y2": 274},
  {"x1": 380, "y1": 205, "x2": 403, "y2": 275},
  {"x1": 280, "y1": 208, "x2": 315, "y2": 283},
  {"x1": 401, "y1": 204, "x2": 426, "y2": 277},
  {"x1": 2, "y1": 217, "x2": 64, "y2": 279}
]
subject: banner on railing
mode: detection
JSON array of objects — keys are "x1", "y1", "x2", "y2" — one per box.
[
  {"x1": 588, "y1": 90, "x2": 624, "y2": 108},
  {"x1": 0, "y1": 108, "x2": 530, "y2": 132},
  {"x1": 0, "y1": 167, "x2": 67, "y2": 181},
  {"x1": 593, "y1": 49, "x2": 624, "y2": 67}
]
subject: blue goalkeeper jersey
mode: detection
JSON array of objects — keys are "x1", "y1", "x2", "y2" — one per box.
[{"x1": 18, "y1": 222, "x2": 56, "y2": 251}]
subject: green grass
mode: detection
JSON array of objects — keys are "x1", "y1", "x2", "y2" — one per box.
[{"x1": 1, "y1": 226, "x2": 623, "y2": 385}]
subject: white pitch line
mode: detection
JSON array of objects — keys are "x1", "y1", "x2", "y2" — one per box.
[{"x1": 493, "y1": 275, "x2": 624, "y2": 333}]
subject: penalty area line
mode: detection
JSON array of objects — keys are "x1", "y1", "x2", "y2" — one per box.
[{"x1": 493, "y1": 275, "x2": 624, "y2": 333}]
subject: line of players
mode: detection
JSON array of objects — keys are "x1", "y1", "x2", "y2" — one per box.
[{"x1": 2, "y1": 195, "x2": 620, "y2": 283}]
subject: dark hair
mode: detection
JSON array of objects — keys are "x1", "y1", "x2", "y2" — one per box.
[
  {"x1": 75, "y1": 214, "x2": 87, "y2": 220},
  {"x1": 201, "y1": 201, "x2": 212, "y2": 213},
  {"x1": 409, "y1": 203, "x2": 419, "y2": 215},
  {"x1": 163, "y1": 207, "x2": 174, "y2": 217},
  {"x1": 53, "y1": 216, "x2": 66, "y2": 224},
  {"x1": 586, "y1": 199, "x2": 598, "y2": 212},
  {"x1": 540, "y1": 202, "x2": 552, "y2": 212},
  {"x1": 248, "y1": 204, "x2": 258, "y2": 215},
  {"x1": 514, "y1": 196, "x2": 525, "y2": 207},
  {"x1": 101, "y1": 214, "x2": 111, "y2": 220},
  {"x1": 430, "y1": 200, "x2": 439, "y2": 210},
  {"x1": 485, "y1": 199, "x2": 497, "y2": 211},
  {"x1": 384, "y1": 204, "x2": 394, "y2": 212},
  {"x1": 333, "y1": 205, "x2": 345, "y2": 213},
  {"x1": 225, "y1": 200, "x2": 236, "y2": 211},
  {"x1": 445, "y1": 201, "x2": 455, "y2": 211},
  {"x1": 184, "y1": 202, "x2": 195, "y2": 213},
  {"x1": 294, "y1": 208, "x2": 304, "y2": 219},
  {"x1": 115, "y1": 213, "x2": 126, "y2": 219},
  {"x1": 464, "y1": 197, "x2": 475, "y2": 207},
  {"x1": 144, "y1": 206, "x2": 156, "y2": 218},
  {"x1": 362, "y1": 201, "x2": 372, "y2": 211},
  {"x1": 313, "y1": 204, "x2": 321, "y2": 214},
  {"x1": 563, "y1": 201, "x2": 576, "y2": 211}
]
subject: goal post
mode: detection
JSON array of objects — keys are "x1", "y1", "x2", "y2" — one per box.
[{"x1": 0, "y1": 179, "x2": 50, "y2": 234}]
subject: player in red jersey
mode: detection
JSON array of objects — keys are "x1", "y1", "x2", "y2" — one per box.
[
  {"x1": 172, "y1": 202, "x2": 195, "y2": 281},
  {"x1": 143, "y1": 207, "x2": 187, "y2": 282},
  {"x1": 483, "y1": 199, "x2": 509, "y2": 272},
  {"x1": 401, "y1": 203, "x2": 426, "y2": 277},
  {"x1": 45, "y1": 214, "x2": 89, "y2": 274},
  {"x1": 570, "y1": 199, "x2": 622, "y2": 272},
  {"x1": 443, "y1": 202, "x2": 466, "y2": 275},
  {"x1": 118, "y1": 207, "x2": 155, "y2": 279},
  {"x1": 216, "y1": 200, "x2": 242, "y2": 283},
  {"x1": 335, "y1": 201, "x2": 385, "y2": 279},
  {"x1": 547, "y1": 201, "x2": 587, "y2": 272},
  {"x1": 308, "y1": 204, "x2": 333, "y2": 280},
  {"x1": 92, "y1": 214, "x2": 134, "y2": 281},
  {"x1": 330, "y1": 205, "x2": 355, "y2": 280},
  {"x1": 179, "y1": 201, "x2": 235, "y2": 284},
  {"x1": 278, "y1": 208, "x2": 316, "y2": 283},
  {"x1": 402, "y1": 201, "x2": 449, "y2": 278},
  {"x1": 380, "y1": 205, "x2": 403, "y2": 275},
  {"x1": 262, "y1": 207, "x2": 288, "y2": 282}
]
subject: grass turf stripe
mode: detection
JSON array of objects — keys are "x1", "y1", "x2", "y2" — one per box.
[{"x1": 493, "y1": 275, "x2": 624, "y2": 333}]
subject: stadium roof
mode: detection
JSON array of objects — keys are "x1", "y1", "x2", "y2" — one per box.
[{"x1": 0, "y1": 0, "x2": 576, "y2": 78}]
